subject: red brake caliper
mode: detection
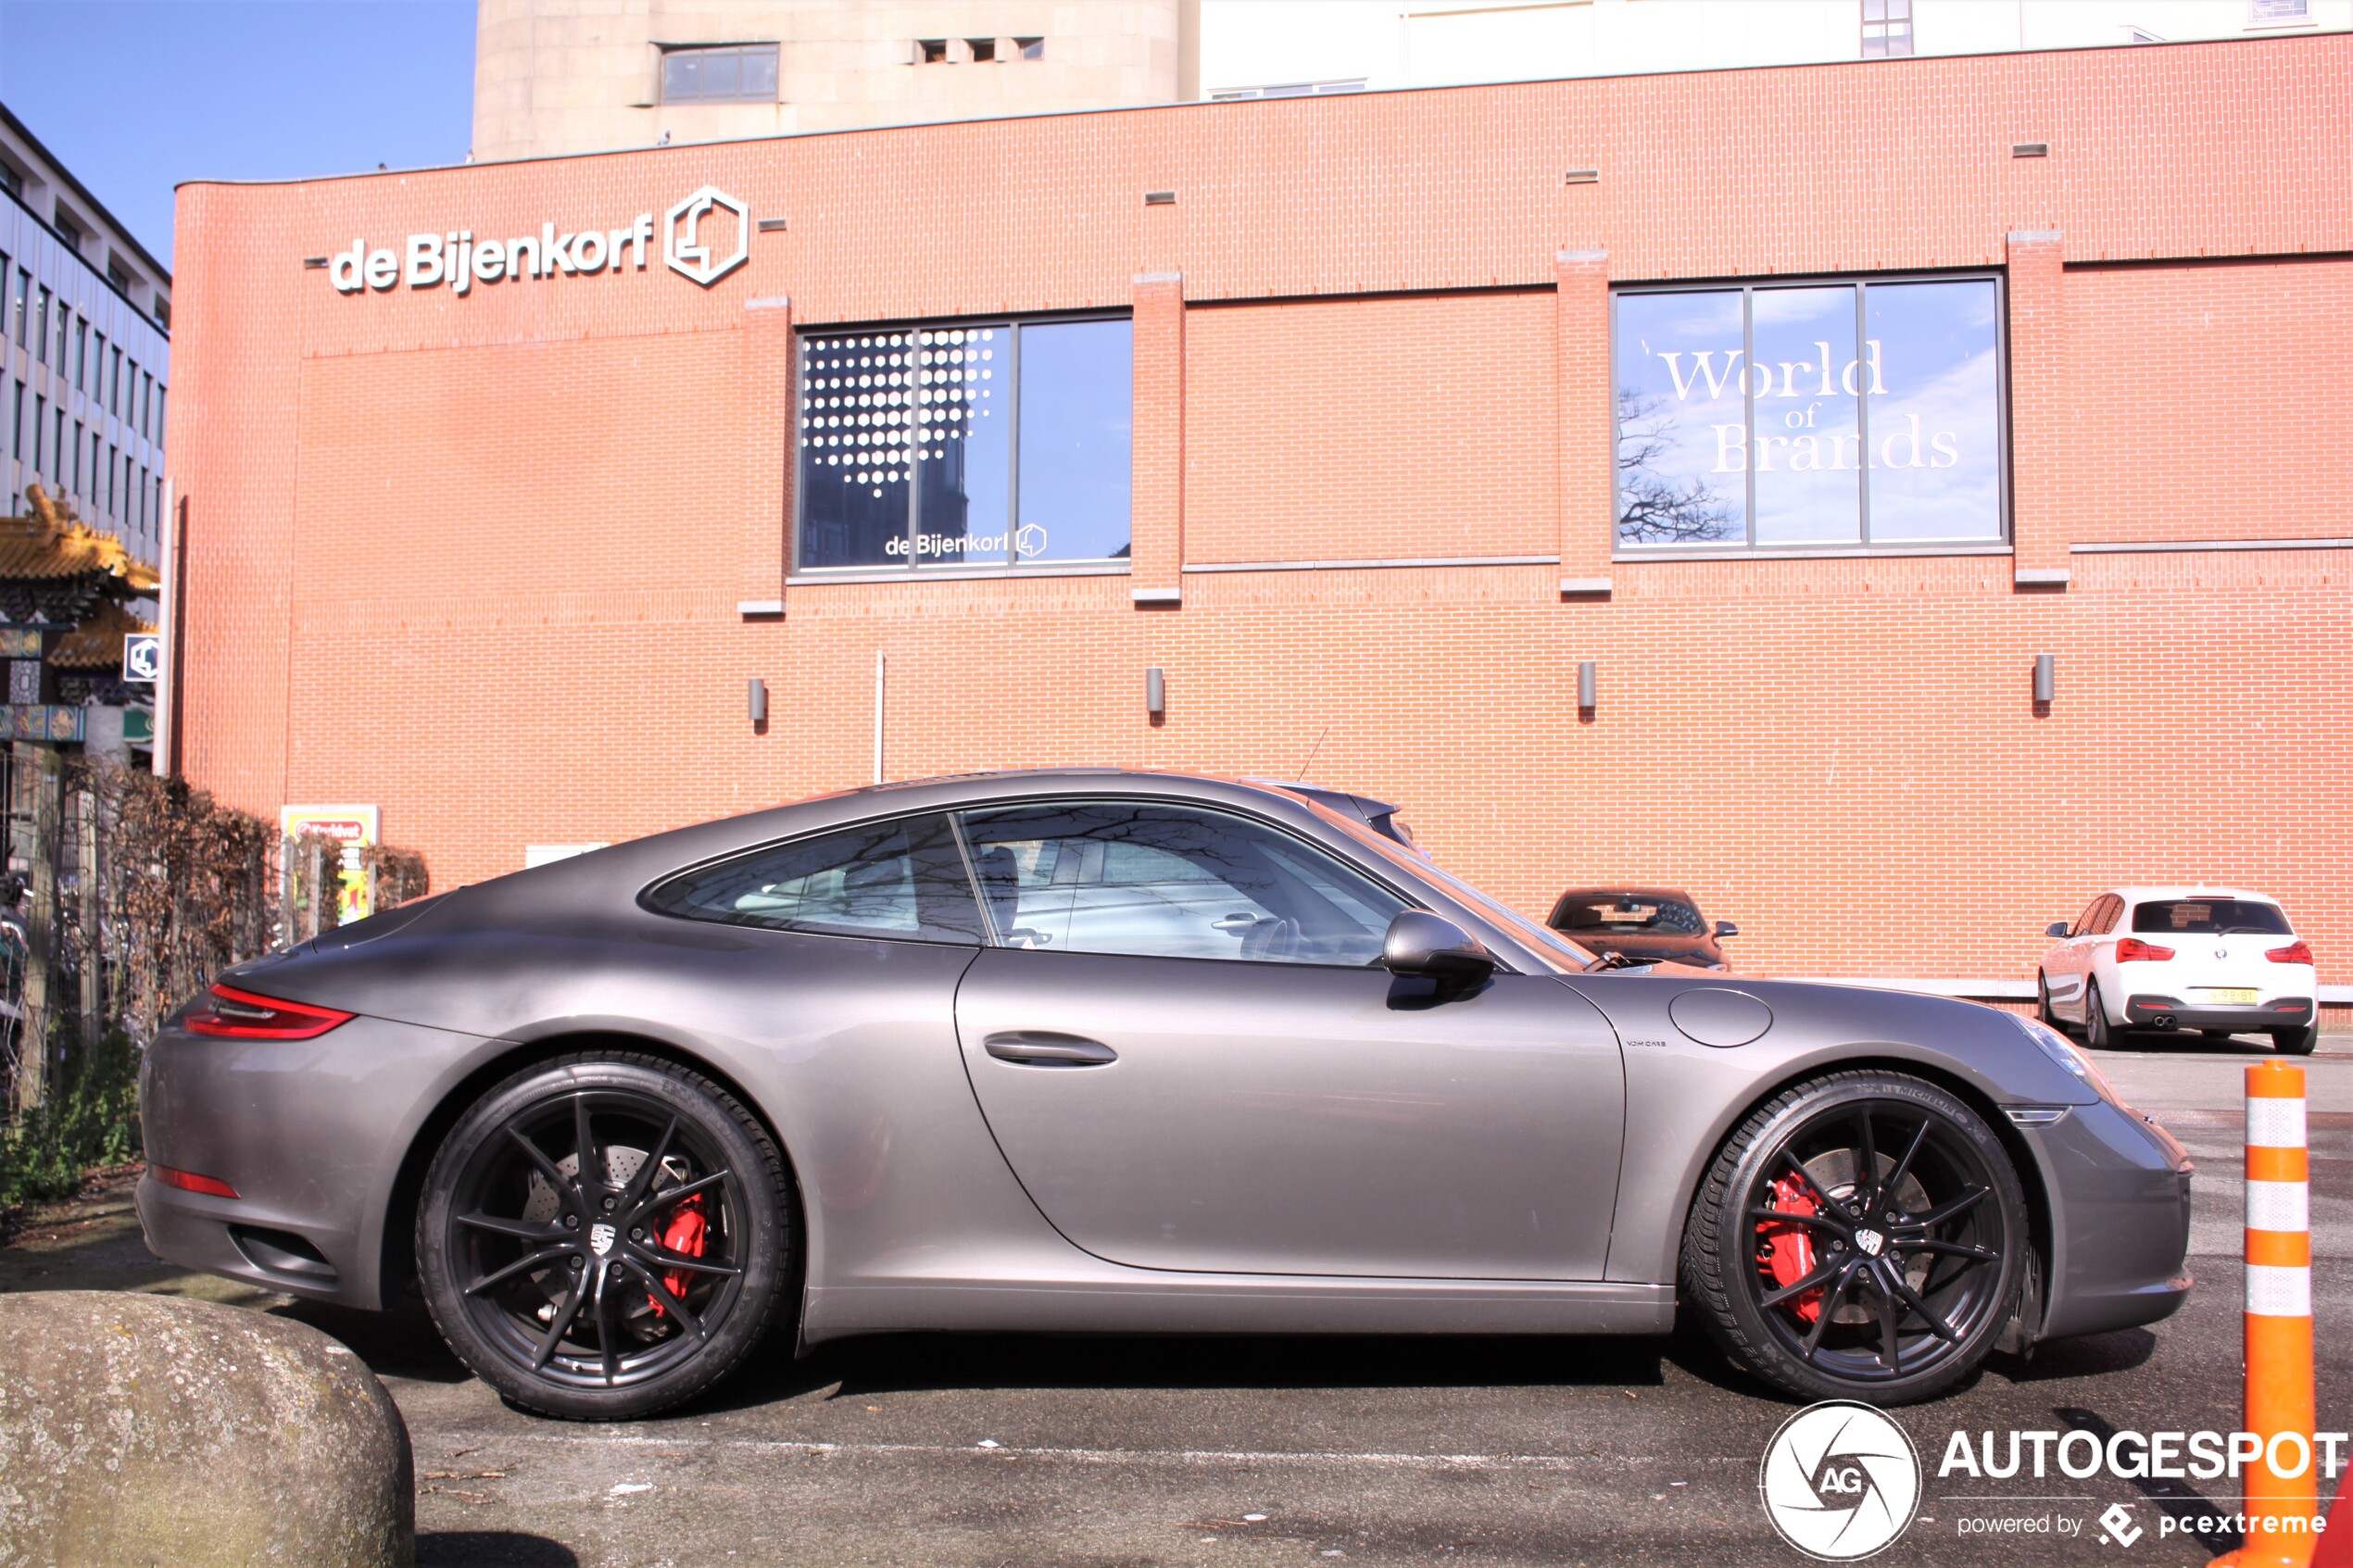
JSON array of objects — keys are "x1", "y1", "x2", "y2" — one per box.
[
  {"x1": 646, "y1": 1193, "x2": 708, "y2": 1318},
  {"x1": 1756, "y1": 1174, "x2": 1824, "y2": 1323}
]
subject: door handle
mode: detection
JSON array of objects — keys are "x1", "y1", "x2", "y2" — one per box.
[
  {"x1": 982, "y1": 1032, "x2": 1118, "y2": 1066},
  {"x1": 1212, "y1": 913, "x2": 1261, "y2": 932}
]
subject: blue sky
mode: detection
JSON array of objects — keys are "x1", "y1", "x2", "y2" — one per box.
[{"x1": 0, "y1": 0, "x2": 476, "y2": 271}]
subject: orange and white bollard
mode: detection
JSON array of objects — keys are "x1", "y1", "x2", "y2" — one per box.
[{"x1": 2220, "y1": 1060, "x2": 2320, "y2": 1568}]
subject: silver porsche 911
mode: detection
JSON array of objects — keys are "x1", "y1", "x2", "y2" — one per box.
[{"x1": 137, "y1": 770, "x2": 2191, "y2": 1420}]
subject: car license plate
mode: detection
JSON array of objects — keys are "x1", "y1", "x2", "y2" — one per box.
[{"x1": 2193, "y1": 987, "x2": 2259, "y2": 1006}]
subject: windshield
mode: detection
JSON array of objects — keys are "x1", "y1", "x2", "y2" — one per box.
[
  {"x1": 2132, "y1": 898, "x2": 2291, "y2": 935},
  {"x1": 1285, "y1": 797, "x2": 1596, "y2": 972},
  {"x1": 1554, "y1": 893, "x2": 1705, "y2": 935}
]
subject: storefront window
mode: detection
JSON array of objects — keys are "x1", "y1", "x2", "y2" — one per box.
[
  {"x1": 798, "y1": 317, "x2": 1131, "y2": 572},
  {"x1": 1615, "y1": 275, "x2": 2004, "y2": 552}
]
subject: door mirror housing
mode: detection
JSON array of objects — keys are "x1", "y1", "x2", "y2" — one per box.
[
  {"x1": 1381, "y1": 910, "x2": 1495, "y2": 984},
  {"x1": 2045, "y1": 921, "x2": 2071, "y2": 938},
  {"x1": 1714, "y1": 921, "x2": 1739, "y2": 938}
]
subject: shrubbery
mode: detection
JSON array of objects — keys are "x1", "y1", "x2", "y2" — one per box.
[{"x1": 0, "y1": 1028, "x2": 140, "y2": 1207}]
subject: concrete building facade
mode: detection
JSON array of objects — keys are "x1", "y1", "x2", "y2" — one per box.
[
  {"x1": 172, "y1": 34, "x2": 2350, "y2": 1010},
  {"x1": 473, "y1": 0, "x2": 1201, "y2": 159},
  {"x1": 0, "y1": 103, "x2": 171, "y2": 565}
]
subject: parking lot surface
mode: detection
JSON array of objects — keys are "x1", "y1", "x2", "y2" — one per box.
[{"x1": 10, "y1": 1036, "x2": 2350, "y2": 1566}]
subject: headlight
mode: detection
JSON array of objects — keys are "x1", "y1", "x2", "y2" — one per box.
[{"x1": 2010, "y1": 1012, "x2": 2119, "y2": 1101}]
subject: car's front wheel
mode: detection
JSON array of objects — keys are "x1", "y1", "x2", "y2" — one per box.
[
  {"x1": 1680, "y1": 1070, "x2": 2028, "y2": 1406},
  {"x1": 417, "y1": 1052, "x2": 794, "y2": 1420}
]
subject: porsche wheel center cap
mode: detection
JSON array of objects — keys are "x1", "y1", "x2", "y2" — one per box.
[
  {"x1": 1854, "y1": 1228, "x2": 1885, "y2": 1257},
  {"x1": 589, "y1": 1222, "x2": 617, "y2": 1258}
]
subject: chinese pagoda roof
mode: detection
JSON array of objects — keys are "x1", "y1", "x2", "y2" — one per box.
[
  {"x1": 0, "y1": 486, "x2": 162, "y2": 596},
  {"x1": 45, "y1": 600, "x2": 157, "y2": 671}
]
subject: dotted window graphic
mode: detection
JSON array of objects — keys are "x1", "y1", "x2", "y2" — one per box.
[
  {"x1": 796, "y1": 317, "x2": 1131, "y2": 572},
  {"x1": 799, "y1": 328, "x2": 995, "y2": 497}
]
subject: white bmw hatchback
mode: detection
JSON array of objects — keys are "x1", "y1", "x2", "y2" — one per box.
[{"x1": 2037, "y1": 886, "x2": 2319, "y2": 1054}]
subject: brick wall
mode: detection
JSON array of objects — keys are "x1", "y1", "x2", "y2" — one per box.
[{"x1": 169, "y1": 34, "x2": 2353, "y2": 1002}]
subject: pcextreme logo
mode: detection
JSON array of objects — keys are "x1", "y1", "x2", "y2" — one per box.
[{"x1": 325, "y1": 185, "x2": 750, "y2": 295}]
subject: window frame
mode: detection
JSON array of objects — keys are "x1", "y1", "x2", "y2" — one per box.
[
  {"x1": 637, "y1": 809, "x2": 989, "y2": 947},
  {"x1": 1610, "y1": 269, "x2": 2011, "y2": 560},
  {"x1": 657, "y1": 42, "x2": 781, "y2": 105},
  {"x1": 791, "y1": 310, "x2": 1137, "y2": 581}
]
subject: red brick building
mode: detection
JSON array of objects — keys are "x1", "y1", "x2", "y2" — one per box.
[{"x1": 167, "y1": 34, "x2": 2351, "y2": 1008}]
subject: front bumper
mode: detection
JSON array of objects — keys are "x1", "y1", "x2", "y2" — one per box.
[
  {"x1": 137, "y1": 1012, "x2": 499, "y2": 1309},
  {"x1": 2127, "y1": 994, "x2": 2314, "y2": 1035},
  {"x1": 2032, "y1": 1096, "x2": 2195, "y2": 1340}
]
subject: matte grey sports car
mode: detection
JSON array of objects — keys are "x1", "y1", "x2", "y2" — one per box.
[{"x1": 138, "y1": 770, "x2": 2192, "y2": 1420}]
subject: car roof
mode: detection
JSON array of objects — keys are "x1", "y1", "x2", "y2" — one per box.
[
  {"x1": 1556, "y1": 886, "x2": 1699, "y2": 903},
  {"x1": 2104, "y1": 885, "x2": 2282, "y2": 904}
]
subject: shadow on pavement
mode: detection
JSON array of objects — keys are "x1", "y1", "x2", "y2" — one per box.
[
  {"x1": 417, "y1": 1532, "x2": 580, "y2": 1567},
  {"x1": 673, "y1": 1323, "x2": 1682, "y2": 1416},
  {"x1": 1987, "y1": 1327, "x2": 2158, "y2": 1385},
  {"x1": 273, "y1": 1297, "x2": 472, "y2": 1385}
]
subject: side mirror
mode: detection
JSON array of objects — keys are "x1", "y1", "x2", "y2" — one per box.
[
  {"x1": 2045, "y1": 921, "x2": 2071, "y2": 938},
  {"x1": 1381, "y1": 910, "x2": 1495, "y2": 985},
  {"x1": 1715, "y1": 921, "x2": 1739, "y2": 938}
]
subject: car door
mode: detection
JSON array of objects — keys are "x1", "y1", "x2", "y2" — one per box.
[
  {"x1": 2047, "y1": 895, "x2": 2108, "y2": 1020},
  {"x1": 950, "y1": 798, "x2": 1627, "y2": 1281}
]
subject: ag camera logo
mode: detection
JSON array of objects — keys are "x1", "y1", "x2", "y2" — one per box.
[{"x1": 1759, "y1": 1400, "x2": 1921, "y2": 1561}]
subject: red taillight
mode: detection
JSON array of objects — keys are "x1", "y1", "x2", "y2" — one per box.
[
  {"x1": 183, "y1": 983, "x2": 354, "y2": 1040},
  {"x1": 2269, "y1": 939, "x2": 2315, "y2": 965},
  {"x1": 153, "y1": 1164, "x2": 239, "y2": 1198},
  {"x1": 2114, "y1": 937, "x2": 2175, "y2": 962}
]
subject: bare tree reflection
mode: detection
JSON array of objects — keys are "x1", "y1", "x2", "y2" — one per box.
[{"x1": 1617, "y1": 388, "x2": 1740, "y2": 546}]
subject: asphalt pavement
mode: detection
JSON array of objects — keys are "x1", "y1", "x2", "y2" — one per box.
[{"x1": 12, "y1": 1034, "x2": 2353, "y2": 1567}]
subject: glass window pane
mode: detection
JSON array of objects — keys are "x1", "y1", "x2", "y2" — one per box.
[
  {"x1": 703, "y1": 52, "x2": 740, "y2": 99},
  {"x1": 743, "y1": 46, "x2": 779, "y2": 97},
  {"x1": 799, "y1": 334, "x2": 914, "y2": 567},
  {"x1": 958, "y1": 801, "x2": 1408, "y2": 966},
  {"x1": 1864, "y1": 279, "x2": 2002, "y2": 541},
  {"x1": 665, "y1": 53, "x2": 701, "y2": 102},
  {"x1": 914, "y1": 326, "x2": 1011, "y2": 565},
  {"x1": 1615, "y1": 290, "x2": 1747, "y2": 546},
  {"x1": 1751, "y1": 285, "x2": 1861, "y2": 545},
  {"x1": 1016, "y1": 319, "x2": 1132, "y2": 562},
  {"x1": 645, "y1": 813, "x2": 984, "y2": 943}
]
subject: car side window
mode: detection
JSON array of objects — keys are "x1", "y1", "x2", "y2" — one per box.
[
  {"x1": 2071, "y1": 897, "x2": 2105, "y2": 937},
  {"x1": 644, "y1": 812, "x2": 987, "y2": 944},
  {"x1": 956, "y1": 799, "x2": 1410, "y2": 966},
  {"x1": 2098, "y1": 896, "x2": 2127, "y2": 935}
]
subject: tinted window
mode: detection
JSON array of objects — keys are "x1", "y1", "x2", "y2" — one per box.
[
  {"x1": 1554, "y1": 893, "x2": 1705, "y2": 935},
  {"x1": 2071, "y1": 897, "x2": 2105, "y2": 937},
  {"x1": 957, "y1": 801, "x2": 1408, "y2": 966},
  {"x1": 646, "y1": 813, "x2": 985, "y2": 943},
  {"x1": 2132, "y1": 899, "x2": 2290, "y2": 936}
]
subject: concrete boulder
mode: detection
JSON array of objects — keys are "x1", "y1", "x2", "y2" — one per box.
[{"x1": 0, "y1": 1291, "x2": 413, "y2": 1568}]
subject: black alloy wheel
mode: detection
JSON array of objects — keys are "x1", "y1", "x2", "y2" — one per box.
[
  {"x1": 417, "y1": 1053, "x2": 792, "y2": 1420},
  {"x1": 1682, "y1": 1071, "x2": 2027, "y2": 1405},
  {"x1": 2082, "y1": 981, "x2": 2116, "y2": 1050}
]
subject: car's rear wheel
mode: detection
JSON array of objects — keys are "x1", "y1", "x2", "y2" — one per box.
[
  {"x1": 417, "y1": 1053, "x2": 793, "y2": 1420},
  {"x1": 2274, "y1": 1025, "x2": 2319, "y2": 1057},
  {"x1": 2035, "y1": 973, "x2": 2058, "y2": 1028},
  {"x1": 2082, "y1": 981, "x2": 2117, "y2": 1050},
  {"x1": 1680, "y1": 1071, "x2": 2027, "y2": 1406}
]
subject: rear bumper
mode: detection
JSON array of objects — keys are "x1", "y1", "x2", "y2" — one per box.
[
  {"x1": 2126, "y1": 994, "x2": 2313, "y2": 1034},
  {"x1": 137, "y1": 1012, "x2": 499, "y2": 1309},
  {"x1": 2033, "y1": 1098, "x2": 2196, "y2": 1341}
]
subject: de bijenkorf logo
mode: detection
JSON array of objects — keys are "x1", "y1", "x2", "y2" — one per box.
[
  {"x1": 1758, "y1": 1400, "x2": 1921, "y2": 1561},
  {"x1": 664, "y1": 185, "x2": 749, "y2": 287}
]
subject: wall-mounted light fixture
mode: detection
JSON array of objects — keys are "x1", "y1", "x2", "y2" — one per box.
[
  {"x1": 1146, "y1": 667, "x2": 1165, "y2": 719},
  {"x1": 2032, "y1": 654, "x2": 2056, "y2": 706},
  {"x1": 2011, "y1": 142, "x2": 2050, "y2": 158},
  {"x1": 1564, "y1": 169, "x2": 1600, "y2": 184},
  {"x1": 1144, "y1": 190, "x2": 1176, "y2": 206},
  {"x1": 748, "y1": 677, "x2": 768, "y2": 724},
  {"x1": 1578, "y1": 660, "x2": 1598, "y2": 713}
]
